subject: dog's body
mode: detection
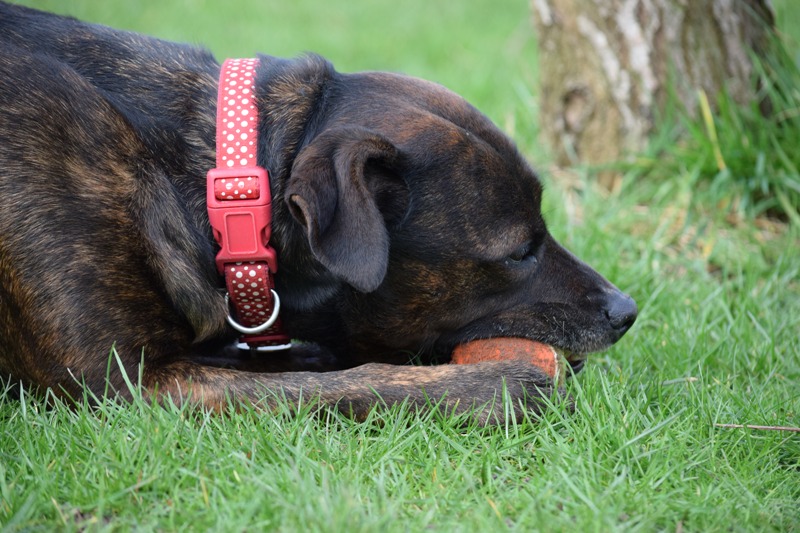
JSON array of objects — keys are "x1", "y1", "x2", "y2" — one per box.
[{"x1": 0, "y1": 3, "x2": 636, "y2": 422}]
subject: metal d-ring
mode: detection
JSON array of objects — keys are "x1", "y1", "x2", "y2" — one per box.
[{"x1": 224, "y1": 289, "x2": 281, "y2": 335}]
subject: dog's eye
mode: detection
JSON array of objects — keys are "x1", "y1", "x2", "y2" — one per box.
[{"x1": 505, "y1": 242, "x2": 537, "y2": 266}]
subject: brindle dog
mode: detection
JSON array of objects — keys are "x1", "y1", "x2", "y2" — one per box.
[{"x1": 0, "y1": 2, "x2": 637, "y2": 423}]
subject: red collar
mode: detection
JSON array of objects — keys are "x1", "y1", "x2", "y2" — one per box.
[{"x1": 206, "y1": 58, "x2": 290, "y2": 350}]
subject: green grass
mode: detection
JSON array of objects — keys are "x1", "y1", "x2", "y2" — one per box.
[{"x1": 3, "y1": 1, "x2": 800, "y2": 531}]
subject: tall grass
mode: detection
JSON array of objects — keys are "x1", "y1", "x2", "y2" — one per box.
[{"x1": 628, "y1": 12, "x2": 800, "y2": 222}]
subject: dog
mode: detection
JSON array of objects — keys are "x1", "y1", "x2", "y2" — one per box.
[{"x1": 0, "y1": 2, "x2": 637, "y2": 423}]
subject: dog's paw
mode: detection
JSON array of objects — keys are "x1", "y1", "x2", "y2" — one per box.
[
  {"x1": 433, "y1": 360, "x2": 570, "y2": 425},
  {"x1": 340, "y1": 360, "x2": 570, "y2": 425}
]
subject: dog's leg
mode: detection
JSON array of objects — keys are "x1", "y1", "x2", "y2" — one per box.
[{"x1": 144, "y1": 359, "x2": 563, "y2": 424}]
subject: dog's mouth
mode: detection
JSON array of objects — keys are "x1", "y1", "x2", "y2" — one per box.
[
  {"x1": 531, "y1": 344, "x2": 587, "y2": 374},
  {"x1": 543, "y1": 344, "x2": 586, "y2": 373},
  {"x1": 566, "y1": 355, "x2": 586, "y2": 373}
]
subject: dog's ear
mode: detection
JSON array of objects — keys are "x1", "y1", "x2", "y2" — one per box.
[{"x1": 286, "y1": 127, "x2": 408, "y2": 293}]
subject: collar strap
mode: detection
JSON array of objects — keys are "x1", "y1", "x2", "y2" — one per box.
[{"x1": 207, "y1": 58, "x2": 290, "y2": 350}]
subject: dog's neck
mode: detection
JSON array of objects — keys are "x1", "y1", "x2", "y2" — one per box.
[
  {"x1": 252, "y1": 55, "x2": 334, "y2": 241},
  {"x1": 254, "y1": 55, "x2": 335, "y2": 188},
  {"x1": 249, "y1": 55, "x2": 346, "y2": 309}
]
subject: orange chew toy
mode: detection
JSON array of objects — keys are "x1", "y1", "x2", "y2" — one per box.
[{"x1": 451, "y1": 338, "x2": 566, "y2": 383}]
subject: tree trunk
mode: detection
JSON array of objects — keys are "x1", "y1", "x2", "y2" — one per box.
[{"x1": 531, "y1": 0, "x2": 774, "y2": 187}]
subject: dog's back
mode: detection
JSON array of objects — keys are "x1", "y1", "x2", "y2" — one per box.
[{"x1": 0, "y1": 2, "x2": 220, "y2": 393}]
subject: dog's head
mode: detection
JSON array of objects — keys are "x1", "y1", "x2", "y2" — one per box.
[{"x1": 262, "y1": 56, "x2": 637, "y2": 368}]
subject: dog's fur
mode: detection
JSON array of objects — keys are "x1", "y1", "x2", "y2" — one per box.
[{"x1": 0, "y1": 2, "x2": 637, "y2": 422}]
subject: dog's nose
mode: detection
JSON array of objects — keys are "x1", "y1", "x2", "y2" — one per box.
[{"x1": 604, "y1": 291, "x2": 638, "y2": 333}]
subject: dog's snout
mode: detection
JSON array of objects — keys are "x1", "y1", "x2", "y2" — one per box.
[{"x1": 604, "y1": 291, "x2": 638, "y2": 333}]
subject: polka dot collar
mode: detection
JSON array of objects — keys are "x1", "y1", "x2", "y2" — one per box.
[
  {"x1": 216, "y1": 58, "x2": 258, "y2": 170},
  {"x1": 206, "y1": 58, "x2": 290, "y2": 350}
]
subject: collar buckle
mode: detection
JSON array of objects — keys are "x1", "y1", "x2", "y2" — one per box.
[{"x1": 207, "y1": 165, "x2": 277, "y2": 274}]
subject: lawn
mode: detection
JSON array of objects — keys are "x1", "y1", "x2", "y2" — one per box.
[{"x1": 2, "y1": 0, "x2": 799, "y2": 531}]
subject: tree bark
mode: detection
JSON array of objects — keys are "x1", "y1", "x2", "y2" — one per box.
[{"x1": 531, "y1": 0, "x2": 774, "y2": 186}]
